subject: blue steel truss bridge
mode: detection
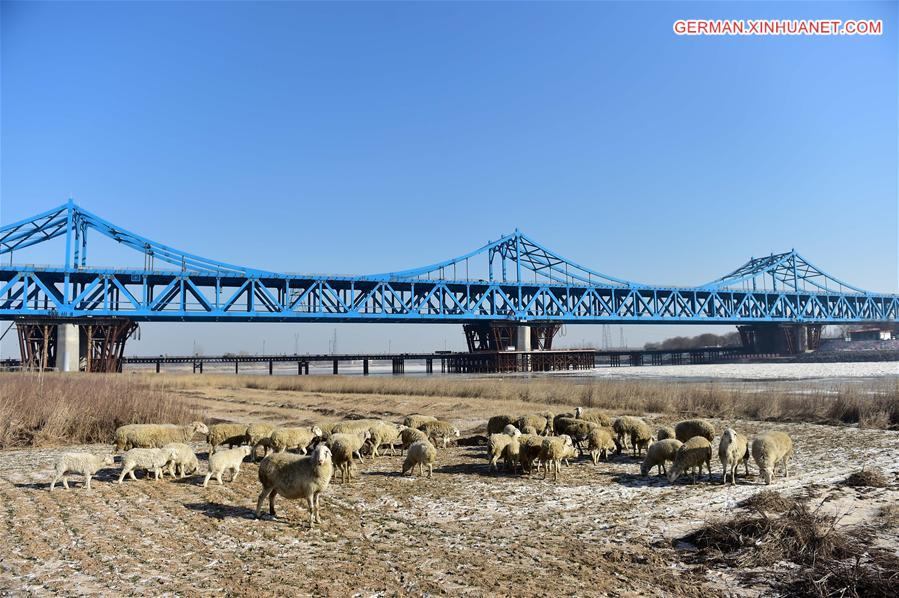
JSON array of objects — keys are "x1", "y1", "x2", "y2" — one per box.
[{"x1": 1, "y1": 201, "x2": 896, "y2": 371}]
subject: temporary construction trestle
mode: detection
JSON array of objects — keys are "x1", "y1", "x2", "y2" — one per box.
[
  {"x1": 462, "y1": 322, "x2": 561, "y2": 352},
  {"x1": 14, "y1": 318, "x2": 138, "y2": 372},
  {"x1": 16, "y1": 321, "x2": 58, "y2": 371}
]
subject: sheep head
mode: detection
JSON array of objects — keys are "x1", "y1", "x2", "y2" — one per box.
[{"x1": 313, "y1": 445, "x2": 332, "y2": 466}]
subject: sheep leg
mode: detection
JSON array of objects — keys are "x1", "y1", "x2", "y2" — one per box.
[
  {"x1": 50, "y1": 473, "x2": 60, "y2": 491},
  {"x1": 61, "y1": 475, "x2": 70, "y2": 489},
  {"x1": 255, "y1": 487, "x2": 272, "y2": 517},
  {"x1": 216, "y1": 471, "x2": 224, "y2": 485},
  {"x1": 270, "y1": 491, "x2": 278, "y2": 516},
  {"x1": 84, "y1": 475, "x2": 92, "y2": 490},
  {"x1": 129, "y1": 469, "x2": 138, "y2": 481},
  {"x1": 782, "y1": 458, "x2": 789, "y2": 478},
  {"x1": 232, "y1": 465, "x2": 241, "y2": 483},
  {"x1": 202, "y1": 473, "x2": 212, "y2": 488},
  {"x1": 427, "y1": 464, "x2": 432, "y2": 478}
]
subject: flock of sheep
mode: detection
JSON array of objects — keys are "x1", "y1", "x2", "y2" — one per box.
[{"x1": 47, "y1": 408, "x2": 794, "y2": 528}]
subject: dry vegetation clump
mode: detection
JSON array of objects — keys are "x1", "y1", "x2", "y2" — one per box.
[
  {"x1": 0, "y1": 373, "x2": 198, "y2": 448},
  {"x1": 680, "y1": 499, "x2": 853, "y2": 568},
  {"x1": 681, "y1": 498, "x2": 899, "y2": 597},
  {"x1": 147, "y1": 374, "x2": 899, "y2": 430},
  {"x1": 737, "y1": 490, "x2": 796, "y2": 513},
  {"x1": 842, "y1": 469, "x2": 889, "y2": 488}
]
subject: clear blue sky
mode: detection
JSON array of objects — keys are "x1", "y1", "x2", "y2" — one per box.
[{"x1": 1, "y1": 1, "x2": 896, "y2": 356}]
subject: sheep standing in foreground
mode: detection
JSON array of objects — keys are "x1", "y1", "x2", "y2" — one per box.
[
  {"x1": 718, "y1": 428, "x2": 750, "y2": 485},
  {"x1": 50, "y1": 453, "x2": 115, "y2": 490},
  {"x1": 418, "y1": 420, "x2": 460, "y2": 448},
  {"x1": 586, "y1": 426, "x2": 617, "y2": 464},
  {"x1": 656, "y1": 426, "x2": 676, "y2": 441},
  {"x1": 667, "y1": 437, "x2": 713, "y2": 484},
  {"x1": 640, "y1": 439, "x2": 682, "y2": 476},
  {"x1": 574, "y1": 407, "x2": 612, "y2": 427},
  {"x1": 402, "y1": 440, "x2": 437, "y2": 478},
  {"x1": 118, "y1": 447, "x2": 179, "y2": 483},
  {"x1": 270, "y1": 426, "x2": 323, "y2": 454},
  {"x1": 487, "y1": 415, "x2": 517, "y2": 435},
  {"x1": 256, "y1": 444, "x2": 334, "y2": 527},
  {"x1": 674, "y1": 419, "x2": 716, "y2": 443},
  {"x1": 751, "y1": 431, "x2": 794, "y2": 485},
  {"x1": 163, "y1": 442, "x2": 199, "y2": 478},
  {"x1": 539, "y1": 435, "x2": 574, "y2": 481},
  {"x1": 403, "y1": 414, "x2": 438, "y2": 430},
  {"x1": 327, "y1": 431, "x2": 372, "y2": 483},
  {"x1": 203, "y1": 445, "x2": 252, "y2": 487},
  {"x1": 114, "y1": 422, "x2": 209, "y2": 452},
  {"x1": 206, "y1": 423, "x2": 249, "y2": 453}
]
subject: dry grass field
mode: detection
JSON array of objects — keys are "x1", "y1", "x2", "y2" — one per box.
[{"x1": 0, "y1": 372, "x2": 896, "y2": 595}]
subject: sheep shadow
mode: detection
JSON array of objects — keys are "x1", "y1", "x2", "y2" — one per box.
[
  {"x1": 183, "y1": 501, "x2": 258, "y2": 520},
  {"x1": 433, "y1": 462, "x2": 510, "y2": 478},
  {"x1": 610, "y1": 471, "x2": 674, "y2": 488}
]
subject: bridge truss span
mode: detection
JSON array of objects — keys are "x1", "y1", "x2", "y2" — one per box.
[{"x1": 0, "y1": 201, "x2": 895, "y2": 324}]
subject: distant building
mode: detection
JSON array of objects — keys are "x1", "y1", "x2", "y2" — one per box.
[{"x1": 849, "y1": 328, "x2": 893, "y2": 341}]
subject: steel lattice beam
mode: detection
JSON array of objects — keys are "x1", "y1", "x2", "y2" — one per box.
[{"x1": 0, "y1": 201, "x2": 895, "y2": 324}]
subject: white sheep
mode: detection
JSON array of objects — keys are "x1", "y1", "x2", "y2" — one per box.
[
  {"x1": 366, "y1": 421, "x2": 403, "y2": 458},
  {"x1": 203, "y1": 445, "x2": 252, "y2": 487},
  {"x1": 114, "y1": 421, "x2": 209, "y2": 452},
  {"x1": 667, "y1": 437, "x2": 713, "y2": 484},
  {"x1": 751, "y1": 431, "x2": 794, "y2": 485},
  {"x1": 118, "y1": 447, "x2": 179, "y2": 483},
  {"x1": 399, "y1": 426, "x2": 429, "y2": 454},
  {"x1": 656, "y1": 426, "x2": 676, "y2": 441},
  {"x1": 502, "y1": 424, "x2": 521, "y2": 436},
  {"x1": 586, "y1": 426, "x2": 616, "y2": 465},
  {"x1": 256, "y1": 444, "x2": 334, "y2": 527},
  {"x1": 539, "y1": 435, "x2": 574, "y2": 481},
  {"x1": 640, "y1": 439, "x2": 682, "y2": 476},
  {"x1": 674, "y1": 419, "x2": 716, "y2": 443},
  {"x1": 162, "y1": 442, "x2": 199, "y2": 478},
  {"x1": 246, "y1": 423, "x2": 276, "y2": 461},
  {"x1": 327, "y1": 430, "x2": 372, "y2": 483},
  {"x1": 50, "y1": 453, "x2": 115, "y2": 490},
  {"x1": 418, "y1": 420, "x2": 460, "y2": 448},
  {"x1": 718, "y1": 428, "x2": 750, "y2": 485},
  {"x1": 207, "y1": 423, "x2": 249, "y2": 453},
  {"x1": 487, "y1": 427, "x2": 521, "y2": 471},
  {"x1": 270, "y1": 425, "x2": 323, "y2": 454},
  {"x1": 574, "y1": 407, "x2": 612, "y2": 427},
  {"x1": 516, "y1": 414, "x2": 550, "y2": 436},
  {"x1": 402, "y1": 440, "x2": 436, "y2": 478},
  {"x1": 403, "y1": 414, "x2": 438, "y2": 429},
  {"x1": 612, "y1": 416, "x2": 652, "y2": 457},
  {"x1": 517, "y1": 434, "x2": 546, "y2": 475}
]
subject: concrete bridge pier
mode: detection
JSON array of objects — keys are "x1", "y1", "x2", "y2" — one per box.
[
  {"x1": 57, "y1": 323, "x2": 81, "y2": 372},
  {"x1": 738, "y1": 323, "x2": 823, "y2": 354}
]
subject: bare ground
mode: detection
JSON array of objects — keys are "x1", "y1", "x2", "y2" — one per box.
[{"x1": 1, "y1": 381, "x2": 897, "y2": 596}]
